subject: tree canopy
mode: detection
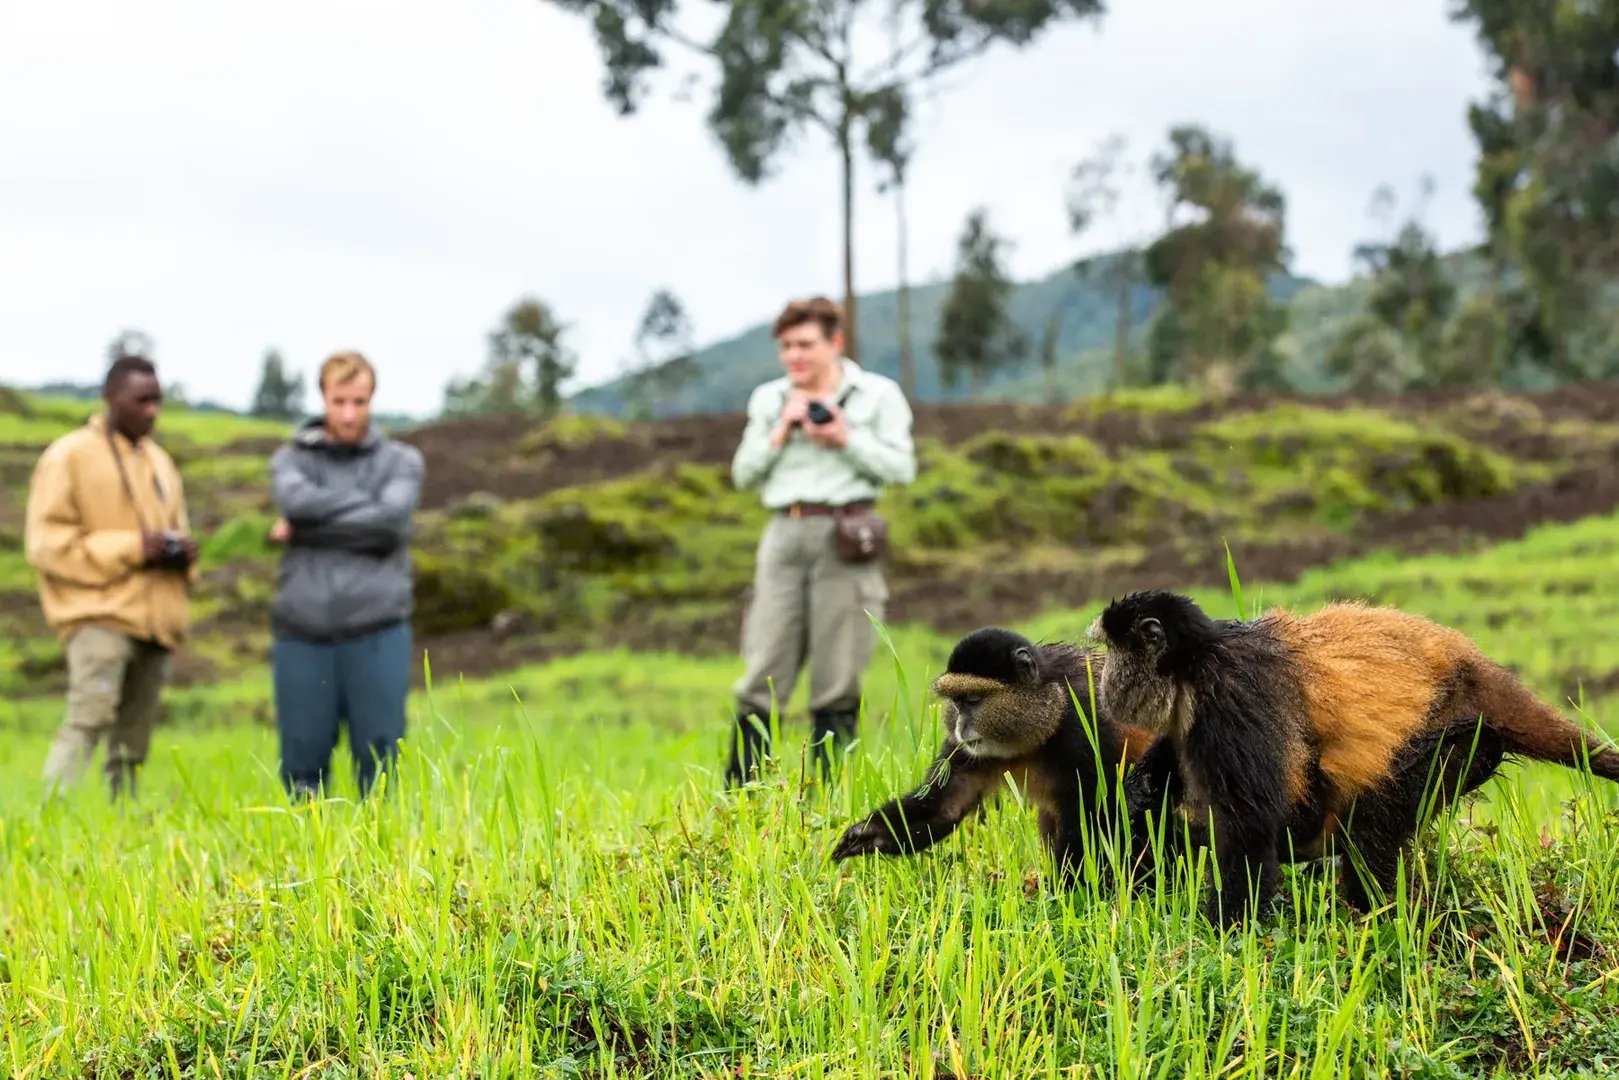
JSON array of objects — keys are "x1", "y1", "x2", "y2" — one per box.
[
  {"x1": 548, "y1": 0, "x2": 1106, "y2": 364},
  {"x1": 935, "y1": 208, "x2": 1026, "y2": 396}
]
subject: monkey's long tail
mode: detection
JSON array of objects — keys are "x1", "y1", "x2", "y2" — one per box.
[{"x1": 1474, "y1": 660, "x2": 1619, "y2": 782}]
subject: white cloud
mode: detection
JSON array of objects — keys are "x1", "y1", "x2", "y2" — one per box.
[{"x1": 0, "y1": 0, "x2": 1494, "y2": 415}]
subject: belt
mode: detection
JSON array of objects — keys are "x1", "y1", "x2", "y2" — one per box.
[{"x1": 778, "y1": 500, "x2": 873, "y2": 518}]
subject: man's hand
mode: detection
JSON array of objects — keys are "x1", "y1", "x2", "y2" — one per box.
[
  {"x1": 141, "y1": 530, "x2": 167, "y2": 565},
  {"x1": 805, "y1": 401, "x2": 849, "y2": 449},
  {"x1": 269, "y1": 518, "x2": 292, "y2": 544},
  {"x1": 140, "y1": 530, "x2": 199, "y2": 570},
  {"x1": 770, "y1": 394, "x2": 812, "y2": 450}
]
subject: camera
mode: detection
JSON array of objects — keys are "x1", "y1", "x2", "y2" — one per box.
[
  {"x1": 805, "y1": 400, "x2": 834, "y2": 425},
  {"x1": 155, "y1": 531, "x2": 193, "y2": 572}
]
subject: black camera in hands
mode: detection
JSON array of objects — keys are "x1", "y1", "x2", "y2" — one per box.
[
  {"x1": 155, "y1": 530, "x2": 193, "y2": 572},
  {"x1": 805, "y1": 400, "x2": 834, "y2": 425}
]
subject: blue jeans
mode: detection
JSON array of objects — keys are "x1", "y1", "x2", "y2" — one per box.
[{"x1": 271, "y1": 621, "x2": 411, "y2": 798}]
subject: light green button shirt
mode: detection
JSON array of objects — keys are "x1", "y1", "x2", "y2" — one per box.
[{"x1": 731, "y1": 359, "x2": 917, "y2": 508}]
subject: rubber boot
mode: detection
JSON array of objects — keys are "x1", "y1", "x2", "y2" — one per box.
[
  {"x1": 810, "y1": 708, "x2": 859, "y2": 781},
  {"x1": 725, "y1": 708, "x2": 772, "y2": 787},
  {"x1": 107, "y1": 761, "x2": 138, "y2": 802}
]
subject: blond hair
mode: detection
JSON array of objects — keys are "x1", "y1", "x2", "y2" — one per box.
[{"x1": 319, "y1": 351, "x2": 376, "y2": 392}]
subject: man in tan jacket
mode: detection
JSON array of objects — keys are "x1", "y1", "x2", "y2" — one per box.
[{"x1": 25, "y1": 355, "x2": 198, "y2": 799}]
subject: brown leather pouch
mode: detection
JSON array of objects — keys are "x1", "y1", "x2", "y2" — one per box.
[{"x1": 833, "y1": 504, "x2": 888, "y2": 563}]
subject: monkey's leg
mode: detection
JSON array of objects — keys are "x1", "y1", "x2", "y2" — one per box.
[
  {"x1": 1037, "y1": 805, "x2": 1087, "y2": 886},
  {"x1": 1181, "y1": 718, "x2": 1289, "y2": 927},
  {"x1": 1202, "y1": 812, "x2": 1283, "y2": 928},
  {"x1": 832, "y1": 745, "x2": 997, "y2": 860},
  {"x1": 1338, "y1": 718, "x2": 1505, "y2": 912}
]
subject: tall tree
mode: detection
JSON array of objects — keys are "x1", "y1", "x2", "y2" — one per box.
[
  {"x1": 549, "y1": 0, "x2": 1106, "y2": 365},
  {"x1": 1037, "y1": 309, "x2": 1063, "y2": 403},
  {"x1": 623, "y1": 288, "x2": 699, "y2": 419},
  {"x1": 1141, "y1": 125, "x2": 1290, "y2": 391},
  {"x1": 250, "y1": 348, "x2": 306, "y2": 419},
  {"x1": 1330, "y1": 179, "x2": 1459, "y2": 390},
  {"x1": 867, "y1": 80, "x2": 916, "y2": 397},
  {"x1": 443, "y1": 361, "x2": 528, "y2": 418},
  {"x1": 489, "y1": 297, "x2": 576, "y2": 418},
  {"x1": 1453, "y1": 0, "x2": 1619, "y2": 378},
  {"x1": 1067, "y1": 133, "x2": 1146, "y2": 391},
  {"x1": 1433, "y1": 295, "x2": 1513, "y2": 388},
  {"x1": 1360, "y1": 181, "x2": 1456, "y2": 359},
  {"x1": 935, "y1": 208, "x2": 1026, "y2": 398},
  {"x1": 1324, "y1": 316, "x2": 1416, "y2": 395}
]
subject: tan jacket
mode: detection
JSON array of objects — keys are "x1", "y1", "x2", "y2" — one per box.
[{"x1": 24, "y1": 414, "x2": 193, "y2": 649}]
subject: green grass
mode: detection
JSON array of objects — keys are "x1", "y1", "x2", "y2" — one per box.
[{"x1": 3, "y1": 515, "x2": 1619, "y2": 1077}]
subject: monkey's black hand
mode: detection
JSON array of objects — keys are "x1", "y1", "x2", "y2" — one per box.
[
  {"x1": 1124, "y1": 735, "x2": 1181, "y2": 817},
  {"x1": 831, "y1": 816, "x2": 904, "y2": 859},
  {"x1": 1123, "y1": 767, "x2": 1159, "y2": 815}
]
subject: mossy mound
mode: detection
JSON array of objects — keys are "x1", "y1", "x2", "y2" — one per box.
[{"x1": 1192, "y1": 406, "x2": 1517, "y2": 526}]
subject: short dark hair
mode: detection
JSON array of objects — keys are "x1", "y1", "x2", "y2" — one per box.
[
  {"x1": 104, "y1": 356, "x2": 157, "y2": 393},
  {"x1": 772, "y1": 296, "x2": 842, "y2": 341}
]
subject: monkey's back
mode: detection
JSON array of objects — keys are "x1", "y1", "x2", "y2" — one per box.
[{"x1": 1264, "y1": 600, "x2": 1478, "y2": 799}]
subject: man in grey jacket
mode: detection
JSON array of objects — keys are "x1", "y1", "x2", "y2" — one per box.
[{"x1": 268, "y1": 351, "x2": 424, "y2": 799}]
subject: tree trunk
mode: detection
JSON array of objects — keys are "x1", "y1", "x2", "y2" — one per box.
[
  {"x1": 839, "y1": 119, "x2": 859, "y2": 363},
  {"x1": 896, "y1": 171, "x2": 914, "y2": 397},
  {"x1": 1112, "y1": 253, "x2": 1133, "y2": 390}
]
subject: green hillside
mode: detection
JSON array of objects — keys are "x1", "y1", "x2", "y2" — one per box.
[
  {"x1": 567, "y1": 246, "x2": 1544, "y2": 418},
  {"x1": 570, "y1": 256, "x2": 1318, "y2": 416}
]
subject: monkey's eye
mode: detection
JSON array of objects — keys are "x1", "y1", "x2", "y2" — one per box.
[{"x1": 957, "y1": 695, "x2": 983, "y2": 708}]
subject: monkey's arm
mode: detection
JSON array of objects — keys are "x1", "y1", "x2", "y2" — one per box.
[
  {"x1": 1193, "y1": 714, "x2": 1288, "y2": 928},
  {"x1": 832, "y1": 743, "x2": 996, "y2": 860},
  {"x1": 1116, "y1": 735, "x2": 1190, "y2": 888},
  {"x1": 1124, "y1": 735, "x2": 1183, "y2": 814}
]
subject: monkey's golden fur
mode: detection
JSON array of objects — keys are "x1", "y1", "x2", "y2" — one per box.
[
  {"x1": 1094, "y1": 590, "x2": 1619, "y2": 920},
  {"x1": 1274, "y1": 600, "x2": 1619, "y2": 853}
]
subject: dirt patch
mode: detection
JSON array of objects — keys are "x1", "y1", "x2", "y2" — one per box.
[
  {"x1": 401, "y1": 413, "x2": 748, "y2": 509},
  {"x1": 396, "y1": 379, "x2": 1619, "y2": 511},
  {"x1": 890, "y1": 448, "x2": 1619, "y2": 626}
]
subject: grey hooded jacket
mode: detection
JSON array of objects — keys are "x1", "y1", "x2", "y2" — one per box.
[{"x1": 269, "y1": 420, "x2": 425, "y2": 642}]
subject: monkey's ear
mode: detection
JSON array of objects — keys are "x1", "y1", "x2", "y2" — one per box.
[
  {"x1": 1012, "y1": 645, "x2": 1040, "y2": 685},
  {"x1": 1137, "y1": 617, "x2": 1165, "y2": 646}
]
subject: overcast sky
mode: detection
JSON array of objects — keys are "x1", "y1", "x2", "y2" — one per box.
[{"x1": 0, "y1": 0, "x2": 1496, "y2": 417}]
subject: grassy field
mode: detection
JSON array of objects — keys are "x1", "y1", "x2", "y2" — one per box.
[{"x1": 3, "y1": 512, "x2": 1618, "y2": 1078}]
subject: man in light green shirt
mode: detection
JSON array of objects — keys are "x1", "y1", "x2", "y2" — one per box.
[{"x1": 725, "y1": 296, "x2": 917, "y2": 787}]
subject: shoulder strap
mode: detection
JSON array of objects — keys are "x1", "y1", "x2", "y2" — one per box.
[{"x1": 105, "y1": 422, "x2": 149, "y2": 534}]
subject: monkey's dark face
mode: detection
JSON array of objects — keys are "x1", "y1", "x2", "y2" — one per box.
[
  {"x1": 1089, "y1": 590, "x2": 1221, "y2": 676},
  {"x1": 1088, "y1": 590, "x2": 1213, "y2": 733},
  {"x1": 933, "y1": 677, "x2": 1062, "y2": 759},
  {"x1": 932, "y1": 627, "x2": 1061, "y2": 759}
]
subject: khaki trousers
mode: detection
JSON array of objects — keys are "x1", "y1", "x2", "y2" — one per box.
[
  {"x1": 732, "y1": 514, "x2": 889, "y2": 718},
  {"x1": 42, "y1": 625, "x2": 171, "y2": 793}
]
